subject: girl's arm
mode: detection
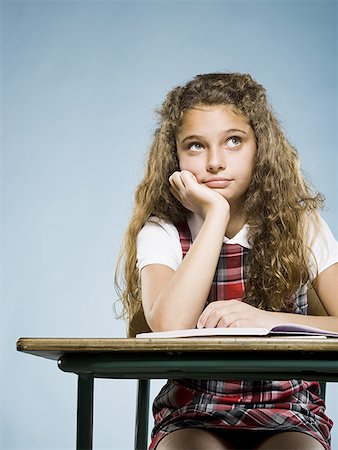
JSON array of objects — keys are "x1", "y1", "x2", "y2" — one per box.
[
  {"x1": 197, "y1": 263, "x2": 338, "y2": 332},
  {"x1": 141, "y1": 171, "x2": 230, "y2": 331},
  {"x1": 270, "y1": 262, "x2": 338, "y2": 330}
]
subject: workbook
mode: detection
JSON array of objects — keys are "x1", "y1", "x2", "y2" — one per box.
[{"x1": 136, "y1": 323, "x2": 338, "y2": 339}]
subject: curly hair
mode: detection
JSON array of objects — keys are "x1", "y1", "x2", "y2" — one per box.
[{"x1": 115, "y1": 72, "x2": 324, "y2": 322}]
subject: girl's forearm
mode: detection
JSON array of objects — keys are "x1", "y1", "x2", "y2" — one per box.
[
  {"x1": 268, "y1": 311, "x2": 338, "y2": 332},
  {"x1": 148, "y1": 207, "x2": 229, "y2": 331}
]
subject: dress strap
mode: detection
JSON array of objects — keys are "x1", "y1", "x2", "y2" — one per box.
[{"x1": 175, "y1": 221, "x2": 192, "y2": 259}]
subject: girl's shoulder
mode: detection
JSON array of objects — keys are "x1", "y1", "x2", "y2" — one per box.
[
  {"x1": 136, "y1": 216, "x2": 182, "y2": 271},
  {"x1": 307, "y1": 214, "x2": 338, "y2": 276},
  {"x1": 307, "y1": 214, "x2": 337, "y2": 245},
  {"x1": 138, "y1": 216, "x2": 180, "y2": 240}
]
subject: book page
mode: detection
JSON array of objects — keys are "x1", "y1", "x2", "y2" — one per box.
[
  {"x1": 136, "y1": 327, "x2": 270, "y2": 339},
  {"x1": 136, "y1": 323, "x2": 338, "y2": 339},
  {"x1": 270, "y1": 323, "x2": 338, "y2": 336}
]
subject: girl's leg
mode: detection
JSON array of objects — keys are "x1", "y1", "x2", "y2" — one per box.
[
  {"x1": 156, "y1": 428, "x2": 236, "y2": 450},
  {"x1": 254, "y1": 431, "x2": 326, "y2": 450}
]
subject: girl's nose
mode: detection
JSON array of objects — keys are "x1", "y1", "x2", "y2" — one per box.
[{"x1": 207, "y1": 149, "x2": 226, "y2": 172}]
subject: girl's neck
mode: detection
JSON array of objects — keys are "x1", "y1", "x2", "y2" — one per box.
[
  {"x1": 225, "y1": 202, "x2": 246, "y2": 239},
  {"x1": 188, "y1": 202, "x2": 246, "y2": 240},
  {"x1": 225, "y1": 218, "x2": 245, "y2": 239}
]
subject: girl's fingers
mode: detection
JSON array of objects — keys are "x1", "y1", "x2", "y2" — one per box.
[
  {"x1": 169, "y1": 171, "x2": 200, "y2": 210},
  {"x1": 169, "y1": 170, "x2": 197, "y2": 191},
  {"x1": 179, "y1": 170, "x2": 198, "y2": 187},
  {"x1": 169, "y1": 174, "x2": 183, "y2": 198},
  {"x1": 197, "y1": 302, "x2": 228, "y2": 328},
  {"x1": 197, "y1": 300, "x2": 242, "y2": 329},
  {"x1": 169, "y1": 169, "x2": 229, "y2": 218},
  {"x1": 198, "y1": 301, "x2": 272, "y2": 330},
  {"x1": 169, "y1": 175, "x2": 187, "y2": 204},
  {"x1": 169, "y1": 172, "x2": 183, "y2": 190},
  {"x1": 197, "y1": 310, "x2": 218, "y2": 329},
  {"x1": 169, "y1": 187, "x2": 179, "y2": 201},
  {"x1": 169, "y1": 186, "x2": 186, "y2": 206}
]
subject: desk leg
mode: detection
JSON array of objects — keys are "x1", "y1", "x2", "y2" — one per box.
[
  {"x1": 319, "y1": 381, "x2": 326, "y2": 401},
  {"x1": 77, "y1": 374, "x2": 94, "y2": 450},
  {"x1": 135, "y1": 379, "x2": 150, "y2": 450}
]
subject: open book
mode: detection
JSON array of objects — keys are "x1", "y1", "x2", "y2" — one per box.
[{"x1": 136, "y1": 323, "x2": 338, "y2": 339}]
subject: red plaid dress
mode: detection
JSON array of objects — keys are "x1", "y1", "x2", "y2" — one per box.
[{"x1": 149, "y1": 221, "x2": 333, "y2": 449}]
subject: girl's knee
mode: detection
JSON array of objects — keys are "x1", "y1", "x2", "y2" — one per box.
[
  {"x1": 156, "y1": 428, "x2": 235, "y2": 450},
  {"x1": 254, "y1": 431, "x2": 326, "y2": 450}
]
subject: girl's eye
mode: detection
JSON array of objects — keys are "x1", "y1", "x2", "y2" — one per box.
[
  {"x1": 188, "y1": 142, "x2": 204, "y2": 152},
  {"x1": 227, "y1": 137, "x2": 241, "y2": 148}
]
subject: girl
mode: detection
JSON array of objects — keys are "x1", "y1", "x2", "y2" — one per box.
[{"x1": 116, "y1": 73, "x2": 338, "y2": 450}]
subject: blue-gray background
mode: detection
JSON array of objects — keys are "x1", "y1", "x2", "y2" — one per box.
[{"x1": 1, "y1": 0, "x2": 337, "y2": 449}]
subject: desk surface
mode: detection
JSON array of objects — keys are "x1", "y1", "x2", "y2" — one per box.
[{"x1": 17, "y1": 336, "x2": 338, "y2": 361}]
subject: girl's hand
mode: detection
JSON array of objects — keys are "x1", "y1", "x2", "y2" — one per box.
[
  {"x1": 169, "y1": 170, "x2": 229, "y2": 218},
  {"x1": 197, "y1": 300, "x2": 277, "y2": 329}
]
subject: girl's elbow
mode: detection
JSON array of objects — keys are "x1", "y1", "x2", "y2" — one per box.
[{"x1": 147, "y1": 310, "x2": 196, "y2": 332}]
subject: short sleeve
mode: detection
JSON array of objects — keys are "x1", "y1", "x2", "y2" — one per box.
[
  {"x1": 136, "y1": 218, "x2": 182, "y2": 271},
  {"x1": 308, "y1": 215, "x2": 338, "y2": 280}
]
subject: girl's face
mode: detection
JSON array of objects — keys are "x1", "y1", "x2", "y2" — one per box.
[{"x1": 175, "y1": 104, "x2": 256, "y2": 207}]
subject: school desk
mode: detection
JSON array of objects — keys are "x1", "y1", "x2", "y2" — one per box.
[{"x1": 17, "y1": 336, "x2": 338, "y2": 450}]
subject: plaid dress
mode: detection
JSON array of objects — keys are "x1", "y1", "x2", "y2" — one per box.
[{"x1": 149, "y1": 221, "x2": 333, "y2": 450}]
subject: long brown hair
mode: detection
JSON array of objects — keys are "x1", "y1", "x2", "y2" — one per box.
[{"x1": 115, "y1": 73, "x2": 323, "y2": 321}]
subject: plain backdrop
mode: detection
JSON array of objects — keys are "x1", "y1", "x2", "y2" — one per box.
[{"x1": 1, "y1": 0, "x2": 337, "y2": 449}]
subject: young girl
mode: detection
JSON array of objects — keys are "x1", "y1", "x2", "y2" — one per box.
[{"x1": 116, "y1": 73, "x2": 338, "y2": 450}]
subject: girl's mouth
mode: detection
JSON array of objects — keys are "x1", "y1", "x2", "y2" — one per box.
[{"x1": 204, "y1": 178, "x2": 232, "y2": 188}]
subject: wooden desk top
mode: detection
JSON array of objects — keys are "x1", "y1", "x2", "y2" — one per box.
[{"x1": 17, "y1": 336, "x2": 338, "y2": 361}]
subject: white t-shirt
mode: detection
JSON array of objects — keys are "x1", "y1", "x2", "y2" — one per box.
[{"x1": 137, "y1": 213, "x2": 338, "y2": 282}]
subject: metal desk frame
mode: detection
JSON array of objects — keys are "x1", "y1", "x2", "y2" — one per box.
[{"x1": 17, "y1": 336, "x2": 338, "y2": 450}]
